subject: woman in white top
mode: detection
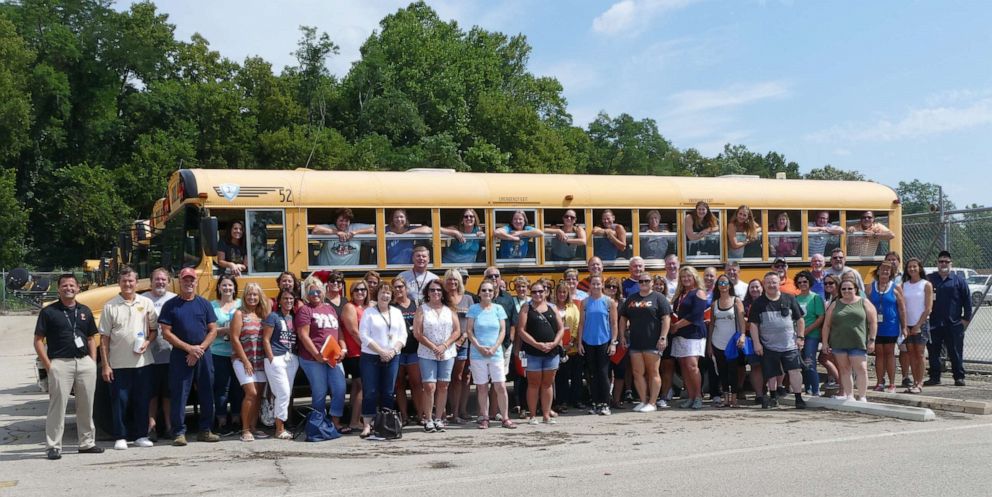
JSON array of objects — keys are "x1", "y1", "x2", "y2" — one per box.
[
  {"x1": 707, "y1": 275, "x2": 746, "y2": 407},
  {"x1": 413, "y1": 280, "x2": 460, "y2": 433},
  {"x1": 357, "y1": 284, "x2": 407, "y2": 439},
  {"x1": 901, "y1": 258, "x2": 933, "y2": 394}
]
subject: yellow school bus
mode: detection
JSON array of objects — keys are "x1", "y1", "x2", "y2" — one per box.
[{"x1": 76, "y1": 167, "x2": 901, "y2": 313}]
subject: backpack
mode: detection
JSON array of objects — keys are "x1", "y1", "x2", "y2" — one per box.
[
  {"x1": 304, "y1": 409, "x2": 341, "y2": 442},
  {"x1": 372, "y1": 408, "x2": 403, "y2": 440}
]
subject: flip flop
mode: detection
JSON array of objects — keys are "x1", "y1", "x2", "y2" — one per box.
[{"x1": 337, "y1": 425, "x2": 353, "y2": 435}]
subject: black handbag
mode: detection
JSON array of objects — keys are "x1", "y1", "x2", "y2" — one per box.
[{"x1": 372, "y1": 408, "x2": 403, "y2": 440}]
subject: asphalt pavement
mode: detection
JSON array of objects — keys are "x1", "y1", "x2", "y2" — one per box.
[{"x1": 3, "y1": 315, "x2": 992, "y2": 497}]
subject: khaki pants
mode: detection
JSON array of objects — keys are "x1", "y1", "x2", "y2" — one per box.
[{"x1": 47, "y1": 357, "x2": 97, "y2": 450}]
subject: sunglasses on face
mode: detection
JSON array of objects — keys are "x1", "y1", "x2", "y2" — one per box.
[
  {"x1": 531, "y1": 289, "x2": 545, "y2": 294},
  {"x1": 825, "y1": 282, "x2": 836, "y2": 286},
  {"x1": 796, "y1": 280, "x2": 809, "y2": 285},
  {"x1": 563, "y1": 215, "x2": 576, "y2": 220},
  {"x1": 605, "y1": 285, "x2": 618, "y2": 290},
  {"x1": 354, "y1": 287, "x2": 367, "y2": 292},
  {"x1": 841, "y1": 287, "x2": 856, "y2": 292},
  {"x1": 717, "y1": 282, "x2": 729, "y2": 287},
  {"x1": 307, "y1": 290, "x2": 321, "y2": 297},
  {"x1": 486, "y1": 274, "x2": 500, "y2": 279},
  {"x1": 428, "y1": 287, "x2": 443, "y2": 293},
  {"x1": 479, "y1": 288, "x2": 494, "y2": 293},
  {"x1": 638, "y1": 279, "x2": 652, "y2": 284},
  {"x1": 464, "y1": 215, "x2": 475, "y2": 219}
]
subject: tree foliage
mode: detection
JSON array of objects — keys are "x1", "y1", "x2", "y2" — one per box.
[{"x1": 0, "y1": 0, "x2": 926, "y2": 268}]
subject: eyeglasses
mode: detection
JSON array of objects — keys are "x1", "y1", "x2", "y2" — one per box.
[
  {"x1": 937, "y1": 260, "x2": 951, "y2": 264},
  {"x1": 486, "y1": 274, "x2": 500, "y2": 279},
  {"x1": 531, "y1": 289, "x2": 545, "y2": 294},
  {"x1": 824, "y1": 281, "x2": 836, "y2": 286},
  {"x1": 796, "y1": 280, "x2": 809, "y2": 285},
  {"x1": 605, "y1": 285, "x2": 619, "y2": 290},
  {"x1": 463, "y1": 215, "x2": 476, "y2": 219},
  {"x1": 563, "y1": 215, "x2": 576, "y2": 220},
  {"x1": 479, "y1": 288, "x2": 494, "y2": 293},
  {"x1": 428, "y1": 288, "x2": 443, "y2": 293},
  {"x1": 841, "y1": 287, "x2": 856, "y2": 292}
]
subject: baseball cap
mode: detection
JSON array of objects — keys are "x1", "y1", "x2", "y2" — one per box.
[
  {"x1": 457, "y1": 267, "x2": 469, "y2": 280},
  {"x1": 179, "y1": 267, "x2": 197, "y2": 279}
]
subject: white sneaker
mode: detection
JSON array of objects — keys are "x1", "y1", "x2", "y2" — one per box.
[
  {"x1": 134, "y1": 437, "x2": 153, "y2": 448},
  {"x1": 832, "y1": 394, "x2": 849, "y2": 401},
  {"x1": 114, "y1": 439, "x2": 128, "y2": 450},
  {"x1": 632, "y1": 403, "x2": 645, "y2": 412},
  {"x1": 599, "y1": 405, "x2": 611, "y2": 416},
  {"x1": 656, "y1": 399, "x2": 669, "y2": 409},
  {"x1": 639, "y1": 403, "x2": 657, "y2": 413}
]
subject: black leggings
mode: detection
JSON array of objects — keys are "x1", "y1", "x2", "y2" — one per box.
[
  {"x1": 584, "y1": 343, "x2": 611, "y2": 405},
  {"x1": 712, "y1": 348, "x2": 740, "y2": 394}
]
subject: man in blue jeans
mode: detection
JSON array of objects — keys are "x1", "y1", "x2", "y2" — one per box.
[
  {"x1": 925, "y1": 251, "x2": 972, "y2": 387},
  {"x1": 160, "y1": 267, "x2": 221, "y2": 445}
]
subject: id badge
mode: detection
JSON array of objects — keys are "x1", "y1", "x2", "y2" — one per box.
[
  {"x1": 877, "y1": 314, "x2": 884, "y2": 323},
  {"x1": 74, "y1": 335, "x2": 85, "y2": 348}
]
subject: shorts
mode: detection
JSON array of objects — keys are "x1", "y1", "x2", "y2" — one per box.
[
  {"x1": 502, "y1": 344, "x2": 513, "y2": 376},
  {"x1": 456, "y1": 345, "x2": 469, "y2": 361},
  {"x1": 232, "y1": 359, "x2": 267, "y2": 385},
  {"x1": 630, "y1": 349, "x2": 663, "y2": 356},
  {"x1": 398, "y1": 352, "x2": 419, "y2": 366},
  {"x1": 610, "y1": 353, "x2": 627, "y2": 377},
  {"x1": 760, "y1": 349, "x2": 802, "y2": 378},
  {"x1": 661, "y1": 337, "x2": 675, "y2": 359},
  {"x1": 149, "y1": 363, "x2": 170, "y2": 397},
  {"x1": 832, "y1": 347, "x2": 867, "y2": 357},
  {"x1": 343, "y1": 356, "x2": 362, "y2": 379},
  {"x1": 672, "y1": 337, "x2": 706, "y2": 358},
  {"x1": 876, "y1": 335, "x2": 898, "y2": 345},
  {"x1": 470, "y1": 360, "x2": 506, "y2": 384},
  {"x1": 419, "y1": 357, "x2": 455, "y2": 383},
  {"x1": 525, "y1": 354, "x2": 560, "y2": 372},
  {"x1": 904, "y1": 322, "x2": 930, "y2": 345}
]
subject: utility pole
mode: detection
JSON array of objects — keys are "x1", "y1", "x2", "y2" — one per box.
[{"x1": 939, "y1": 184, "x2": 947, "y2": 251}]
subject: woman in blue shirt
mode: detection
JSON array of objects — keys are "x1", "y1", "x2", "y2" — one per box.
[
  {"x1": 465, "y1": 280, "x2": 517, "y2": 429},
  {"x1": 386, "y1": 209, "x2": 432, "y2": 265},
  {"x1": 441, "y1": 209, "x2": 483, "y2": 264},
  {"x1": 495, "y1": 210, "x2": 543, "y2": 259},
  {"x1": 870, "y1": 261, "x2": 906, "y2": 393},
  {"x1": 210, "y1": 275, "x2": 242, "y2": 434},
  {"x1": 577, "y1": 275, "x2": 618, "y2": 416}
]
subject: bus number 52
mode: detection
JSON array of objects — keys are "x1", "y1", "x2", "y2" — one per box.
[{"x1": 278, "y1": 188, "x2": 294, "y2": 203}]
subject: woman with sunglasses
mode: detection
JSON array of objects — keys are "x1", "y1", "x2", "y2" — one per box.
[
  {"x1": 553, "y1": 282, "x2": 583, "y2": 412},
  {"x1": 340, "y1": 280, "x2": 370, "y2": 431},
  {"x1": 518, "y1": 281, "x2": 565, "y2": 424},
  {"x1": 358, "y1": 283, "x2": 407, "y2": 439},
  {"x1": 620, "y1": 272, "x2": 671, "y2": 412},
  {"x1": 794, "y1": 271, "x2": 826, "y2": 396},
  {"x1": 296, "y1": 276, "x2": 349, "y2": 433},
  {"x1": 324, "y1": 271, "x2": 347, "y2": 320},
  {"x1": 869, "y1": 261, "x2": 906, "y2": 393},
  {"x1": 262, "y1": 289, "x2": 299, "y2": 439},
  {"x1": 738, "y1": 278, "x2": 764, "y2": 404},
  {"x1": 818, "y1": 274, "x2": 842, "y2": 391},
  {"x1": 545, "y1": 209, "x2": 587, "y2": 262},
  {"x1": 901, "y1": 258, "x2": 932, "y2": 394},
  {"x1": 413, "y1": 280, "x2": 459, "y2": 433},
  {"x1": 577, "y1": 275, "x2": 618, "y2": 415},
  {"x1": 822, "y1": 279, "x2": 879, "y2": 401},
  {"x1": 441, "y1": 209, "x2": 483, "y2": 264},
  {"x1": 707, "y1": 275, "x2": 744, "y2": 407},
  {"x1": 466, "y1": 280, "x2": 517, "y2": 429},
  {"x1": 390, "y1": 277, "x2": 423, "y2": 425},
  {"x1": 443, "y1": 269, "x2": 475, "y2": 424}
]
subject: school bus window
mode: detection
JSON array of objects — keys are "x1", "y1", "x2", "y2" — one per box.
[
  {"x1": 214, "y1": 210, "x2": 247, "y2": 275},
  {"x1": 639, "y1": 209, "x2": 678, "y2": 260},
  {"x1": 846, "y1": 210, "x2": 893, "y2": 258},
  {"x1": 726, "y1": 206, "x2": 761, "y2": 260},
  {"x1": 768, "y1": 210, "x2": 802, "y2": 259},
  {"x1": 308, "y1": 208, "x2": 376, "y2": 267},
  {"x1": 592, "y1": 209, "x2": 632, "y2": 263},
  {"x1": 246, "y1": 209, "x2": 287, "y2": 274},
  {"x1": 440, "y1": 208, "x2": 487, "y2": 265},
  {"x1": 544, "y1": 208, "x2": 587, "y2": 263},
  {"x1": 493, "y1": 209, "x2": 541, "y2": 263},
  {"x1": 385, "y1": 208, "x2": 433, "y2": 266},
  {"x1": 685, "y1": 202, "x2": 721, "y2": 261},
  {"x1": 807, "y1": 210, "x2": 843, "y2": 257}
]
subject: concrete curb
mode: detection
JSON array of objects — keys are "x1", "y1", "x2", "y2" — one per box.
[
  {"x1": 865, "y1": 391, "x2": 992, "y2": 415},
  {"x1": 778, "y1": 395, "x2": 936, "y2": 422}
]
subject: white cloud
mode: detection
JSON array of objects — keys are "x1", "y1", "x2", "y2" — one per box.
[
  {"x1": 806, "y1": 95, "x2": 992, "y2": 143},
  {"x1": 536, "y1": 61, "x2": 603, "y2": 93},
  {"x1": 592, "y1": 0, "x2": 698, "y2": 36},
  {"x1": 666, "y1": 81, "x2": 792, "y2": 115}
]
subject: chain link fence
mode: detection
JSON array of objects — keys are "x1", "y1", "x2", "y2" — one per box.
[{"x1": 903, "y1": 206, "x2": 992, "y2": 367}]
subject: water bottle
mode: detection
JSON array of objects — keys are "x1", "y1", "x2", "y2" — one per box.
[{"x1": 134, "y1": 330, "x2": 146, "y2": 353}]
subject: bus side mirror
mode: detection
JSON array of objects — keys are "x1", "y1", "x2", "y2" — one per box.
[
  {"x1": 201, "y1": 216, "x2": 219, "y2": 257},
  {"x1": 119, "y1": 231, "x2": 132, "y2": 263}
]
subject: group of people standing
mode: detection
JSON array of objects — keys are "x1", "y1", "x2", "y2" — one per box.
[{"x1": 35, "y1": 243, "x2": 973, "y2": 457}]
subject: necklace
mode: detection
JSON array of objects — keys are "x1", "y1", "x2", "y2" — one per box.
[{"x1": 378, "y1": 306, "x2": 393, "y2": 341}]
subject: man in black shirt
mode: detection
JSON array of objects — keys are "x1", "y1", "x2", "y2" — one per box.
[{"x1": 33, "y1": 274, "x2": 105, "y2": 460}]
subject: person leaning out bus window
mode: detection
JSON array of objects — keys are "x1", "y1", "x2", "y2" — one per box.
[
  {"x1": 808, "y1": 211, "x2": 844, "y2": 256},
  {"x1": 847, "y1": 210, "x2": 894, "y2": 257},
  {"x1": 386, "y1": 209, "x2": 432, "y2": 265},
  {"x1": 727, "y1": 205, "x2": 759, "y2": 259},
  {"x1": 769, "y1": 212, "x2": 799, "y2": 258},
  {"x1": 312, "y1": 208, "x2": 375, "y2": 266},
  {"x1": 441, "y1": 209, "x2": 484, "y2": 264},
  {"x1": 495, "y1": 210, "x2": 543, "y2": 259},
  {"x1": 217, "y1": 220, "x2": 247, "y2": 276},
  {"x1": 592, "y1": 209, "x2": 627, "y2": 262},
  {"x1": 545, "y1": 209, "x2": 587, "y2": 262},
  {"x1": 685, "y1": 201, "x2": 719, "y2": 256},
  {"x1": 640, "y1": 210, "x2": 671, "y2": 260}
]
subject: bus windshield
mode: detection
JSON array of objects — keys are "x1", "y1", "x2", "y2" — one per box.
[{"x1": 145, "y1": 205, "x2": 203, "y2": 276}]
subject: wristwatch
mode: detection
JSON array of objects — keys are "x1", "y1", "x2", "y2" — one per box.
[{"x1": 611, "y1": 340, "x2": 619, "y2": 346}]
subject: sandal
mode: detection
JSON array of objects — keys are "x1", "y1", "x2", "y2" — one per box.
[
  {"x1": 885, "y1": 385, "x2": 897, "y2": 394},
  {"x1": 253, "y1": 430, "x2": 270, "y2": 439},
  {"x1": 359, "y1": 429, "x2": 371, "y2": 439},
  {"x1": 337, "y1": 425, "x2": 353, "y2": 435},
  {"x1": 872, "y1": 384, "x2": 885, "y2": 392},
  {"x1": 240, "y1": 432, "x2": 255, "y2": 442},
  {"x1": 501, "y1": 419, "x2": 518, "y2": 429},
  {"x1": 276, "y1": 431, "x2": 293, "y2": 440},
  {"x1": 907, "y1": 386, "x2": 923, "y2": 394},
  {"x1": 478, "y1": 418, "x2": 490, "y2": 429}
]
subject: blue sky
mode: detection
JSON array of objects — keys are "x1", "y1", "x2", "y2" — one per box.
[{"x1": 124, "y1": 0, "x2": 990, "y2": 206}]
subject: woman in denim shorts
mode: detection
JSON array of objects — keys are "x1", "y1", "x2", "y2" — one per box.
[
  {"x1": 822, "y1": 279, "x2": 879, "y2": 401},
  {"x1": 517, "y1": 280, "x2": 565, "y2": 425}
]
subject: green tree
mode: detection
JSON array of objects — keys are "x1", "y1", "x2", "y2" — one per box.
[
  {"x1": 0, "y1": 168, "x2": 29, "y2": 267},
  {"x1": 49, "y1": 163, "x2": 133, "y2": 260},
  {"x1": 896, "y1": 179, "x2": 955, "y2": 215},
  {"x1": 0, "y1": 15, "x2": 33, "y2": 162},
  {"x1": 586, "y1": 112, "x2": 676, "y2": 176},
  {"x1": 804, "y1": 165, "x2": 866, "y2": 181}
]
